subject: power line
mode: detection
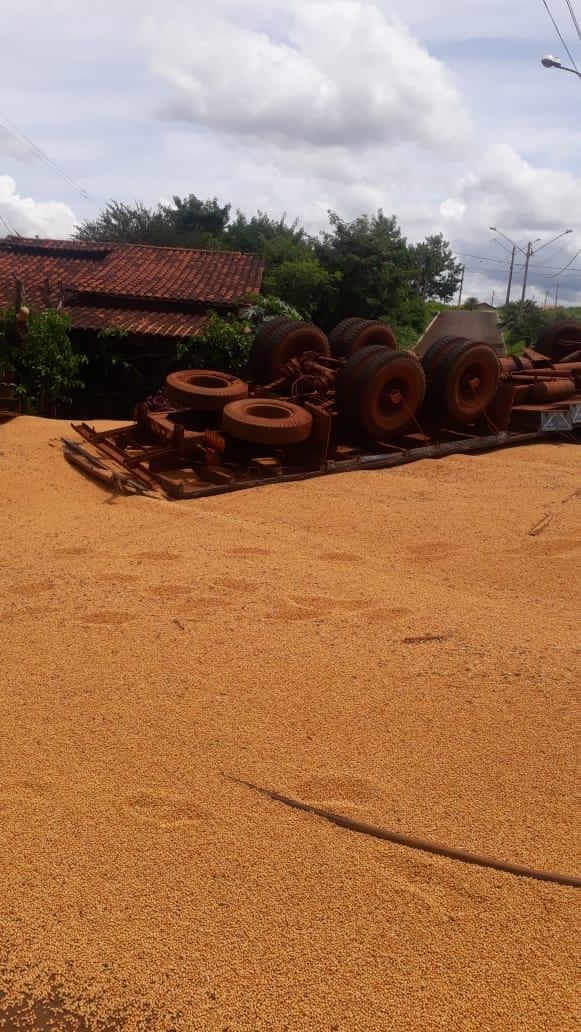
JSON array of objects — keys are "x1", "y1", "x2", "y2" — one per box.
[
  {"x1": 540, "y1": 0, "x2": 579, "y2": 70},
  {"x1": 551, "y1": 246, "x2": 581, "y2": 275},
  {"x1": 0, "y1": 112, "x2": 90, "y2": 201},
  {"x1": 453, "y1": 250, "x2": 581, "y2": 273},
  {"x1": 564, "y1": 0, "x2": 581, "y2": 42},
  {"x1": 0, "y1": 212, "x2": 18, "y2": 236}
]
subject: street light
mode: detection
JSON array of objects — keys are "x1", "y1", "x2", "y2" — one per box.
[
  {"x1": 489, "y1": 226, "x2": 573, "y2": 302},
  {"x1": 541, "y1": 55, "x2": 581, "y2": 78}
]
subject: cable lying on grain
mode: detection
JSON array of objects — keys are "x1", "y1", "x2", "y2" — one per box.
[{"x1": 226, "y1": 775, "x2": 581, "y2": 889}]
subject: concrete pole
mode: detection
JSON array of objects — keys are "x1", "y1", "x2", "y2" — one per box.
[
  {"x1": 457, "y1": 265, "x2": 465, "y2": 308},
  {"x1": 506, "y1": 246, "x2": 516, "y2": 304},
  {"x1": 521, "y1": 241, "x2": 533, "y2": 303}
]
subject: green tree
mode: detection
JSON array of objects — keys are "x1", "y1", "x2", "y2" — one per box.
[
  {"x1": 75, "y1": 195, "x2": 231, "y2": 248},
  {"x1": 224, "y1": 211, "x2": 309, "y2": 259},
  {"x1": 162, "y1": 194, "x2": 231, "y2": 237},
  {"x1": 264, "y1": 256, "x2": 340, "y2": 317},
  {"x1": 315, "y1": 210, "x2": 414, "y2": 326},
  {"x1": 75, "y1": 201, "x2": 169, "y2": 244},
  {"x1": 498, "y1": 300, "x2": 545, "y2": 349},
  {"x1": 409, "y1": 233, "x2": 462, "y2": 302}
]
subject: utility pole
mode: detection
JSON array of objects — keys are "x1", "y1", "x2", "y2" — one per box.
[
  {"x1": 457, "y1": 265, "x2": 465, "y2": 308},
  {"x1": 491, "y1": 226, "x2": 572, "y2": 303},
  {"x1": 505, "y1": 245, "x2": 516, "y2": 304},
  {"x1": 554, "y1": 281, "x2": 560, "y2": 307},
  {"x1": 521, "y1": 241, "x2": 533, "y2": 303}
]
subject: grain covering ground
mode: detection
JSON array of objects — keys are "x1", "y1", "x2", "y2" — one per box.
[{"x1": 0, "y1": 416, "x2": 579, "y2": 1031}]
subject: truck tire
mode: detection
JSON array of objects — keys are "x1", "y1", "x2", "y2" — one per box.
[
  {"x1": 222, "y1": 399, "x2": 313, "y2": 445},
  {"x1": 165, "y1": 369, "x2": 248, "y2": 411}
]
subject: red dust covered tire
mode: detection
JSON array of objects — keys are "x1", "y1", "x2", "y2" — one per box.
[
  {"x1": 165, "y1": 369, "x2": 248, "y2": 411},
  {"x1": 535, "y1": 321, "x2": 581, "y2": 361},
  {"x1": 330, "y1": 318, "x2": 397, "y2": 358},
  {"x1": 356, "y1": 350, "x2": 426, "y2": 438},
  {"x1": 430, "y1": 340, "x2": 500, "y2": 425},
  {"x1": 222, "y1": 399, "x2": 313, "y2": 446},
  {"x1": 336, "y1": 346, "x2": 425, "y2": 439},
  {"x1": 249, "y1": 320, "x2": 330, "y2": 383},
  {"x1": 247, "y1": 317, "x2": 291, "y2": 380}
]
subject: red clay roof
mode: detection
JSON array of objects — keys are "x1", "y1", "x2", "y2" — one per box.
[
  {"x1": 0, "y1": 237, "x2": 264, "y2": 338},
  {"x1": 69, "y1": 306, "x2": 208, "y2": 337},
  {"x1": 73, "y1": 245, "x2": 264, "y2": 304}
]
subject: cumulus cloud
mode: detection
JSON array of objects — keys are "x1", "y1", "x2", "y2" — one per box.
[
  {"x1": 443, "y1": 145, "x2": 581, "y2": 234},
  {"x1": 438, "y1": 145, "x2": 581, "y2": 302},
  {"x1": 146, "y1": 1, "x2": 471, "y2": 152},
  {"x1": 0, "y1": 176, "x2": 77, "y2": 238}
]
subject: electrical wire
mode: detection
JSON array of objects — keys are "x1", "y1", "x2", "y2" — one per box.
[
  {"x1": 0, "y1": 112, "x2": 90, "y2": 201},
  {"x1": 564, "y1": 0, "x2": 581, "y2": 42},
  {"x1": 540, "y1": 0, "x2": 579, "y2": 70},
  {"x1": 0, "y1": 212, "x2": 18, "y2": 237},
  {"x1": 551, "y1": 247, "x2": 581, "y2": 275},
  {"x1": 453, "y1": 251, "x2": 581, "y2": 274}
]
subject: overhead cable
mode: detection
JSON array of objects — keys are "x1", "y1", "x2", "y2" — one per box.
[
  {"x1": 0, "y1": 112, "x2": 90, "y2": 201},
  {"x1": 540, "y1": 0, "x2": 579, "y2": 70},
  {"x1": 564, "y1": 0, "x2": 581, "y2": 42}
]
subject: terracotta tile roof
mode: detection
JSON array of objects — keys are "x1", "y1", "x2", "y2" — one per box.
[
  {"x1": 73, "y1": 245, "x2": 265, "y2": 304},
  {"x1": 68, "y1": 306, "x2": 208, "y2": 337},
  {"x1": 0, "y1": 237, "x2": 264, "y2": 338}
]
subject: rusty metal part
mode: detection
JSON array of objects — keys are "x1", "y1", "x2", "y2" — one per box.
[
  {"x1": 522, "y1": 347, "x2": 552, "y2": 366},
  {"x1": 165, "y1": 369, "x2": 248, "y2": 411},
  {"x1": 203, "y1": 429, "x2": 226, "y2": 453},
  {"x1": 147, "y1": 410, "x2": 205, "y2": 457},
  {"x1": 529, "y1": 378, "x2": 576, "y2": 402},
  {"x1": 249, "y1": 319, "x2": 330, "y2": 384},
  {"x1": 558, "y1": 349, "x2": 581, "y2": 363}
]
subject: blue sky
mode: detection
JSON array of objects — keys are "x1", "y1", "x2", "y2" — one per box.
[{"x1": 2, "y1": 0, "x2": 581, "y2": 303}]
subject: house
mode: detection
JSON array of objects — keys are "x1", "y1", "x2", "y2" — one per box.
[
  {"x1": 0, "y1": 236, "x2": 264, "y2": 415},
  {"x1": 0, "y1": 236, "x2": 264, "y2": 340}
]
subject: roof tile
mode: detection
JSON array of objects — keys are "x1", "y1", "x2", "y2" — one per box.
[{"x1": 0, "y1": 237, "x2": 264, "y2": 338}]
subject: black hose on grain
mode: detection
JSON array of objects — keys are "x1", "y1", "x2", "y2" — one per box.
[{"x1": 226, "y1": 775, "x2": 581, "y2": 889}]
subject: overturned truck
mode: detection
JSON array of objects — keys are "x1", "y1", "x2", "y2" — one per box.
[{"x1": 65, "y1": 313, "x2": 581, "y2": 499}]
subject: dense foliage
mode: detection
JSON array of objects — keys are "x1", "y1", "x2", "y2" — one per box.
[
  {"x1": 176, "y1": 295, "x2": 302, "y2": 374},
  {"x1": 0, "y1": 306, "x2": 85, "y2": 414}
]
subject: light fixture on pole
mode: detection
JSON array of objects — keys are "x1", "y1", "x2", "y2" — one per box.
[
  {"x1": 522, "y1": 229, "x2": 573, "y2": 302},
  {"x1": 541, "y1": 55, "x2": 581, "y2": 78},
  {"x1": 489, "y1": 226, "x2": 573, "y2": 302}
]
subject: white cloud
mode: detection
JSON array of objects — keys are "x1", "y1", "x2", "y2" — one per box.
[
  {"x1": 0, "y1": 176, "x2": 77, "y2": 238},
  {"x1": 146, "y1": 2, "x2": 471, "y2": 152},
  {"x1": 444, "y1": 145, "x2": 581, "y2": 233}
]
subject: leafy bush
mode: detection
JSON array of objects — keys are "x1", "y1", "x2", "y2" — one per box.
[
  {"x1": 0, "y1": 306, "x2": 85, "y2": 414},
  {"x1": 176, "y1": 294, "x2": 302, "y2": 374},
  {"x1": 177, "y1": 312, "x2": 252, "y2": 374}
]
